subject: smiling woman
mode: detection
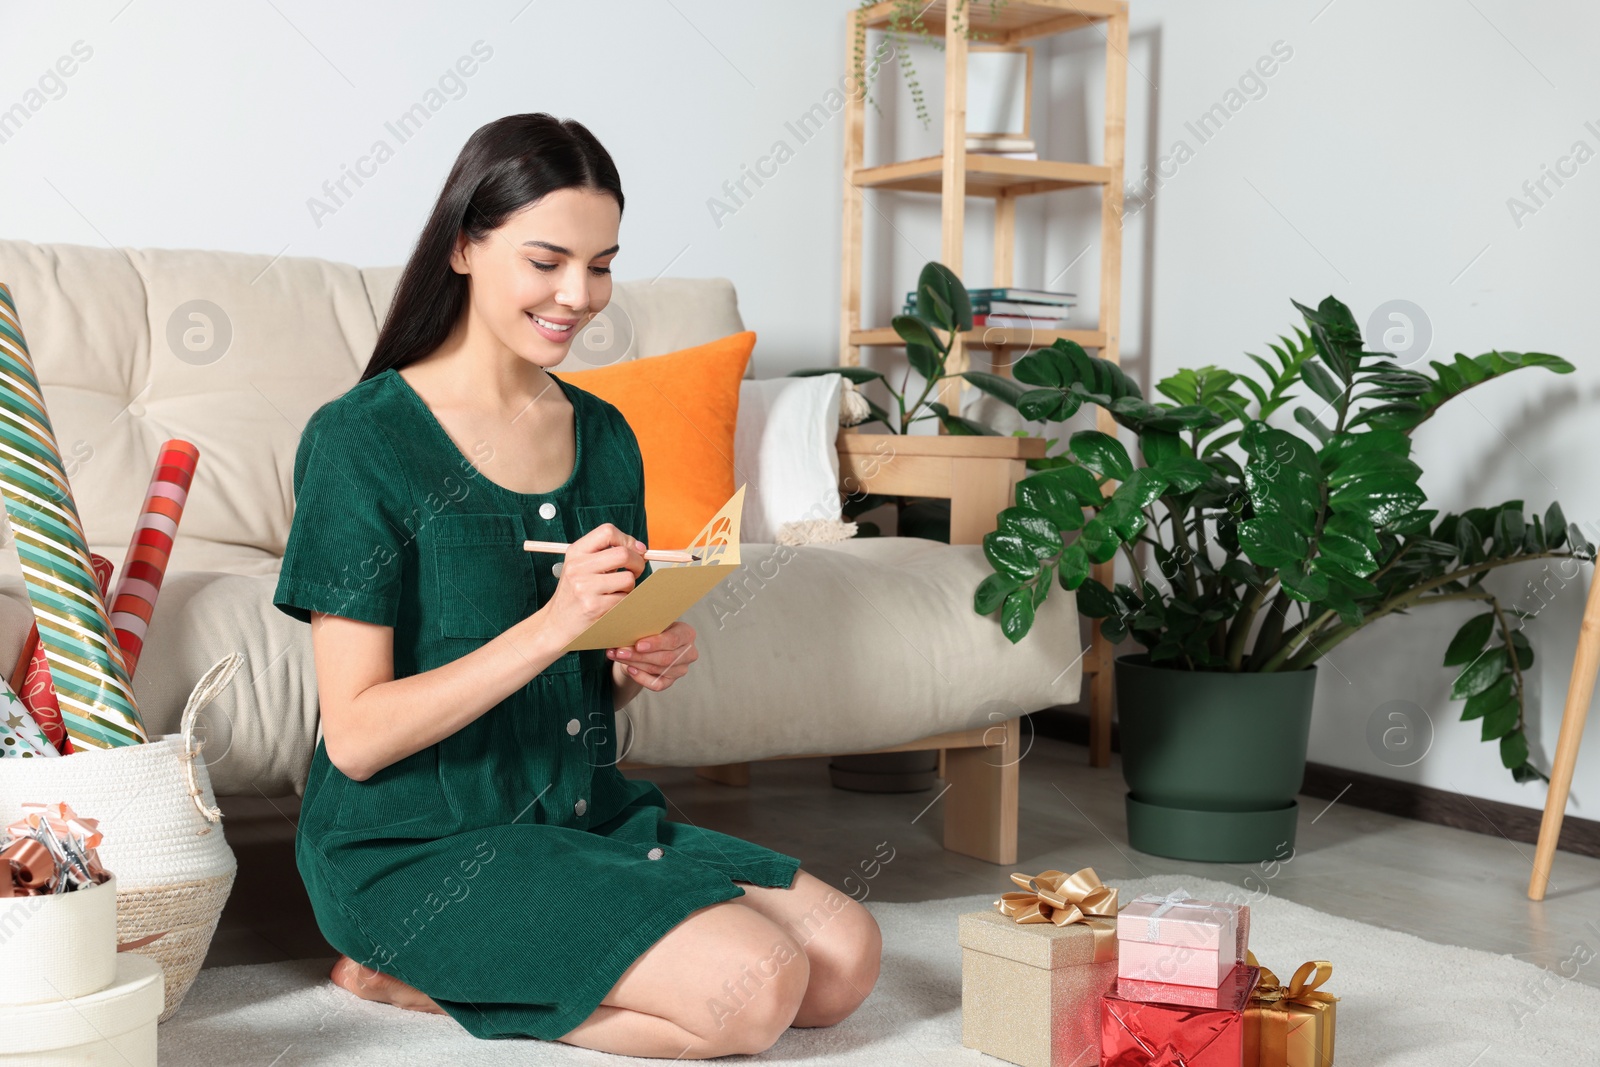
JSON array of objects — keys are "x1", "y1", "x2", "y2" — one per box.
[{"x1": 274, "y1": 113, "x2": 881, "y2": 1058}]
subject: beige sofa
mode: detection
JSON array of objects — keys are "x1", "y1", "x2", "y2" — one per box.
[{"x1": 0, "y1": 238, "x2": 1081, "y2": 863}]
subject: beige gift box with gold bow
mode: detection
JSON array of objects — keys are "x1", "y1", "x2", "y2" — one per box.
[{"x1": 958, "y1": 868, "x2": 1120, "y2": 1067}]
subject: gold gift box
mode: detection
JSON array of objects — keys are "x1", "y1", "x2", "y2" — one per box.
[
  {"x1": 1243, "y1": 955, "x2": 1338, "y2": 1066},
  {"x1": 958, "y1": 908, "x2": 1117, "y2": 1067}
]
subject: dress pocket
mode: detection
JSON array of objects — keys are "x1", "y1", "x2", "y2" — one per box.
[
  {"x1": 432, "y1": 512, "x2": 533, "y2": 640},
  {"x1": 576, "y1": 501, "x2": 641, "y2": 543}
]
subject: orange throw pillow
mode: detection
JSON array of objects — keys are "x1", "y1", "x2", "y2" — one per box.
[{"x1": 558, "y1": 331, "x2": 754, "y2": 548}]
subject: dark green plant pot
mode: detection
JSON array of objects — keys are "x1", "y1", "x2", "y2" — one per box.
[{"x1": 1115, "y1": 654, "x2": 1316, "y2": 862}]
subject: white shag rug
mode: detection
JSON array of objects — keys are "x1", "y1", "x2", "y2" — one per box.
[{"x1": 159, "y1": 875, "x2": 1600, "y2": 1065}]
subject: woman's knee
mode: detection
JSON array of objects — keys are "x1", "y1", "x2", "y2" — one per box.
[
  {"x1": 701, "y1": 926, "x2": 811, "y2": 1054},
  {"x1": 795, "y1": 899, "x2": 883, "y2": 1027}
]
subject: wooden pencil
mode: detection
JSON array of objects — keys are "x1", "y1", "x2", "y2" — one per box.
[{"x1": 522, "y1": 539, "x2": 699, "y2": 564}]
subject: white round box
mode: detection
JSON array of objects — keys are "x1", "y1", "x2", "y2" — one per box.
[
  {"x1": 0, "y1": 875, "x2": 118, "y2": 1004},
  {"x1": 0, "y1": 952, "x2": 163, "y2": 1066}
]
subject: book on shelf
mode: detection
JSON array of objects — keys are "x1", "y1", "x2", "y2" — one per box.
[
  {"x1": 899, "y1": 304, "x2": 1073, "y2": 328},
  {"x1": 902, "y1": 288, "x2": 1076, "y2": 315},
  {"x1": 965, "y1": 134, "x2": 1036, "y2": 152}
]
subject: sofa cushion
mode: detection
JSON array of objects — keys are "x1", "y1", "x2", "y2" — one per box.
[
  {"x1": 0, "y1": 534, "x2": 1079, "y2": 796},
  {"x1": 0, "y1": 238, "x2": 747, "y2": 578}
]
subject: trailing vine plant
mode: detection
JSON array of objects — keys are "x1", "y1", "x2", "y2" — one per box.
[{"x1": 853, "y1": 0, "x2": 1013, "y2": 130}]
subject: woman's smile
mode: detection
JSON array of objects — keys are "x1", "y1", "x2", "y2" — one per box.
[{"x1": 527, "y1": 310, "x2": 578, "y2": 342}]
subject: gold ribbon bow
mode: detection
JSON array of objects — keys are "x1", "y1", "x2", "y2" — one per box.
[
  {"x1": 995, "y1": 867, "x2": 1119, "y2": 926},
  {"x1": 1245, "y1": 951, "x2": 1338, "y2": 1065}
]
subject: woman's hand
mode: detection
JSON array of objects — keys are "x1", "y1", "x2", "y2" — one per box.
[
  {"x1": 608, "y1": 620, "x2": 698, "y2": 693},
  {"x1": 538, "y1": 522, "x2": 646, "y2": 648}
]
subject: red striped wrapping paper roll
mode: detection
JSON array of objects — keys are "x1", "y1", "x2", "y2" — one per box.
[{"x1": 108, "y1": 440, "x2": 199, "y2": 678}]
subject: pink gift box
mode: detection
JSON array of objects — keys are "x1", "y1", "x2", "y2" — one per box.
[
  {"x1": 1115, "y1": 960, "x2": 1261, "y2": 1010},
  {"x1": 1116, "y1": 892, "x2": 1242, "y2": 988}
]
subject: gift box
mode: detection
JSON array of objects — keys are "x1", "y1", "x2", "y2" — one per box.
[
  {"x1": 1118, "y1": 889, "x2": 1242, "y2": 987},
  {"x1": 1243, "y1": 952, "x2": 1338, "y2": 1066},
  {"x1": 1116, "y1": 957, "x2": 1261, "y2": 1011},
  {"x1": 1101, "y1": 963, "x2": 1261, "y2": 1067},
  {"x1": 959, "y1": 868, "x2": 1121, "y2": 1067}
]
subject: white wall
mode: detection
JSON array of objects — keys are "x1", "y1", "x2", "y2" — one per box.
[{"x1": 2, "y1": 1, "x2": 1597, "y2": 818}]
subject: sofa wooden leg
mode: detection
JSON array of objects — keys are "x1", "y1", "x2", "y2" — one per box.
[
  {"x1": 695, "y1": 762, "x2": 751, "y2": 787},
  {"x1": 941, "y1": 717, "x2": 1020, "y2": 865}
]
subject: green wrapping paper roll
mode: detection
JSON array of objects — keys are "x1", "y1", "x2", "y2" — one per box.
[{"x1": 0, "y1": 282, "x2": 146, "y2": 749}]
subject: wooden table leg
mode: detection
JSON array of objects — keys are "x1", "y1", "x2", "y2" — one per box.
[{"x1": 1529, "y1": 566, "x2": 1600, "y2": 901}]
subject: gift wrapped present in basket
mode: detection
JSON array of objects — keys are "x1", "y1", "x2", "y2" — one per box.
[{"x1": 0, "y1": 801, "x2": 165, "y2": 1065}]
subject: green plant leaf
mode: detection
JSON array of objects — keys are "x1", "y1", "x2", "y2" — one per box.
[
  {"x1": 1076, "y1": 513, "x2": 1121, "y2": 564},
  {"x1": 1461, "y1": 673, "x2": 1514, "y2": 720},
  {"x1": 1000, "y1": 587, "x2": 1036, "y2": 642},
  {"x1": 1075, "y1": 577, "x2": 1119, "y2": 618},
  {"x1": 1056, "y1": 542, "x2": 1091, "y2": 590},
  {"x1": 789, "y1": 365, "x2": 887, "y2": 385},
  {"x1": 1018, "y1": 387, "x2": 1081, "y2": 421},
  {"x1": 893, "y1": 313, "x2": 940, "y2": 351},
  {"x1": 974, "y1": 571, "x2": 1022, "y2": 615},
  {"x1": 1545, "y1": 502, "x2": 1568, "y2": 549},
  {"x1": 1481, "y1": 696, "x2": 1519, "y2": 741},
  {"x1": 1156, "y1": 456, "x2": 1212, "y2": 493},
  {"x1": 998, "y1": 505, "x2": 1063, "y2": 556},
  {"x1": 1139, "y1": 430, "x2": 1182, "y2": 466},
  {"x1": 1293, "y1": 406, "x2": 1332, "y2": 444},
  {"x1": 1500, "y1": 729, "x2": 1531, "y2": 769},
  {"x1": 1238, "y1": 516, "x2": 1309, "y2": 568},
  {"x1": 1242, "y1": 423, "x2": 1322, "y2": 535},
  {"x1": 925, "y1": 400, "x2": 998, "y2": 436},
  {"x1": 1451, "y1": 647, "x2": 1507, "y2": 699},
  {"x1": 1300, "y1": 360, "x2": 1344, "y2": 405},
  {"x1": 1016, "y1": 473, "x2": 1088, "y2": 532},
  {"x1": 1319, "y1": 512, "x2": 1381, "y2": 575},
  {"x1": 1326, "y1": 450, "x2": 1426, "y2": 527},
  {"x1": 1069, "y1": 431, "x2": 1134, "y2": 481},
  {"x1": 904, "y1": 339, "x2": 940, "y2": 383},
  {"x1": 983, "y1": 531, "x2": 1038, "y2": 581},
  {"x1": 1367, "y1": 350, "x2": 1575, "y2": 431},
  {"x1": 959, "y1": 371, "x2": 1029, "y2": 408},
  {"x1": 1443, "y1": 613, "x2": 1496, "y2": 666},
  {"x1": 916, "y1": 261, "x2": 972, "y2": 332},
  {"x1": 1278, "y1": 561, "x2": 1330, "y2": 602}
]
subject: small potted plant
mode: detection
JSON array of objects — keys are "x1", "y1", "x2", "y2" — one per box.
[
  {"x1": 790, "y1": 259, "x2": 1040, "y2": 540},
  {"x1": 973, "y1": 295, "x2": 1589, "y2": 860}
]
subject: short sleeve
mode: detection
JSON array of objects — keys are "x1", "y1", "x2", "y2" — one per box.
[{"x1": 273, "y1": 403, "x2": 409, "y2": 626}]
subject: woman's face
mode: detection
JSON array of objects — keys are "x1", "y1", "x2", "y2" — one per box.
[{"x1": 450, "y1": 186, "x2": 621, "y2": 368}]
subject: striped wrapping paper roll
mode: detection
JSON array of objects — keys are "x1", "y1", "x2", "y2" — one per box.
[
  {"x1": 6, "y1": 550, "x2": 113, "y2": 755},
  {"x1": 0, "y1": 282, "x2": 145, "y2": 749},
  {"x1": 109, "y1": 440, "x2": 199, "y2": 677}
]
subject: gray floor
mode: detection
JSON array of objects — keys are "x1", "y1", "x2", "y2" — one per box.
[{"x1": 208, "y1": 732, "x2": 1600, "y2": 988}]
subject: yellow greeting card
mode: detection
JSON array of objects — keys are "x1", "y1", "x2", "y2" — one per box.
[{"x1": 562, "y1": 483, "x2": 745, "y2": 652}]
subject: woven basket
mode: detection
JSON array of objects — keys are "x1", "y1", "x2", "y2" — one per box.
[{"x1": 0, "y1": 651, "x2": 245, "y2": 1022}]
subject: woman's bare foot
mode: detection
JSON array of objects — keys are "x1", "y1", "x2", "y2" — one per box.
[{"x1": 329, "y1": 955, "x2": 448, "y2": 1015}]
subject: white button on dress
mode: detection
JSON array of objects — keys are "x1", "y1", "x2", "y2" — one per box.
[
  {"x1": 539, "y1": 501, "x2": 557, "y2": 520},
  {"x1": 566, "y1": 718, "x2": 581, "y2": 736},
  {"x1": 573, "y1": 797, "x2": 587, "y2": 816},
  {"x1": 647, "y1": 847, "x2": 664, "y2": 860}
]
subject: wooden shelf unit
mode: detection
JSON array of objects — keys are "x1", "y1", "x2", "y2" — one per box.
[{"x1": 839, "y1": 0, "x2": 1130, "y2": 768}]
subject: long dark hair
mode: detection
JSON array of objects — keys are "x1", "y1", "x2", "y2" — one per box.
[{"x1": 360, "y1": 113, "x2": 624, "y2": 382}]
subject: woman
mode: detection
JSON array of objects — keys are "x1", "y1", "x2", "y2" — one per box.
[{"x1": 272, "y1": 112, "x2": 881, "y2": 1058}]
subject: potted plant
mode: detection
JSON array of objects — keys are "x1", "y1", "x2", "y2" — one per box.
[
  {"x1": 790, "y1": 259, "x2": 1037, "y2": 540},
  {"x1": 971, "y1": 295, "x2": 1591, "y2": 861}
]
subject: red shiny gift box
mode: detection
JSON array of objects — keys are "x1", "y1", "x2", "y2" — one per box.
[{"x1": 1100, "y1": 964, "x2": 1260, "y2": 1066}]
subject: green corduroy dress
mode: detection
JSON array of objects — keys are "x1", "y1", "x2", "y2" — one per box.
[{"x1": 272, "y1": 366, "x2": 801, "y2": 1041}]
